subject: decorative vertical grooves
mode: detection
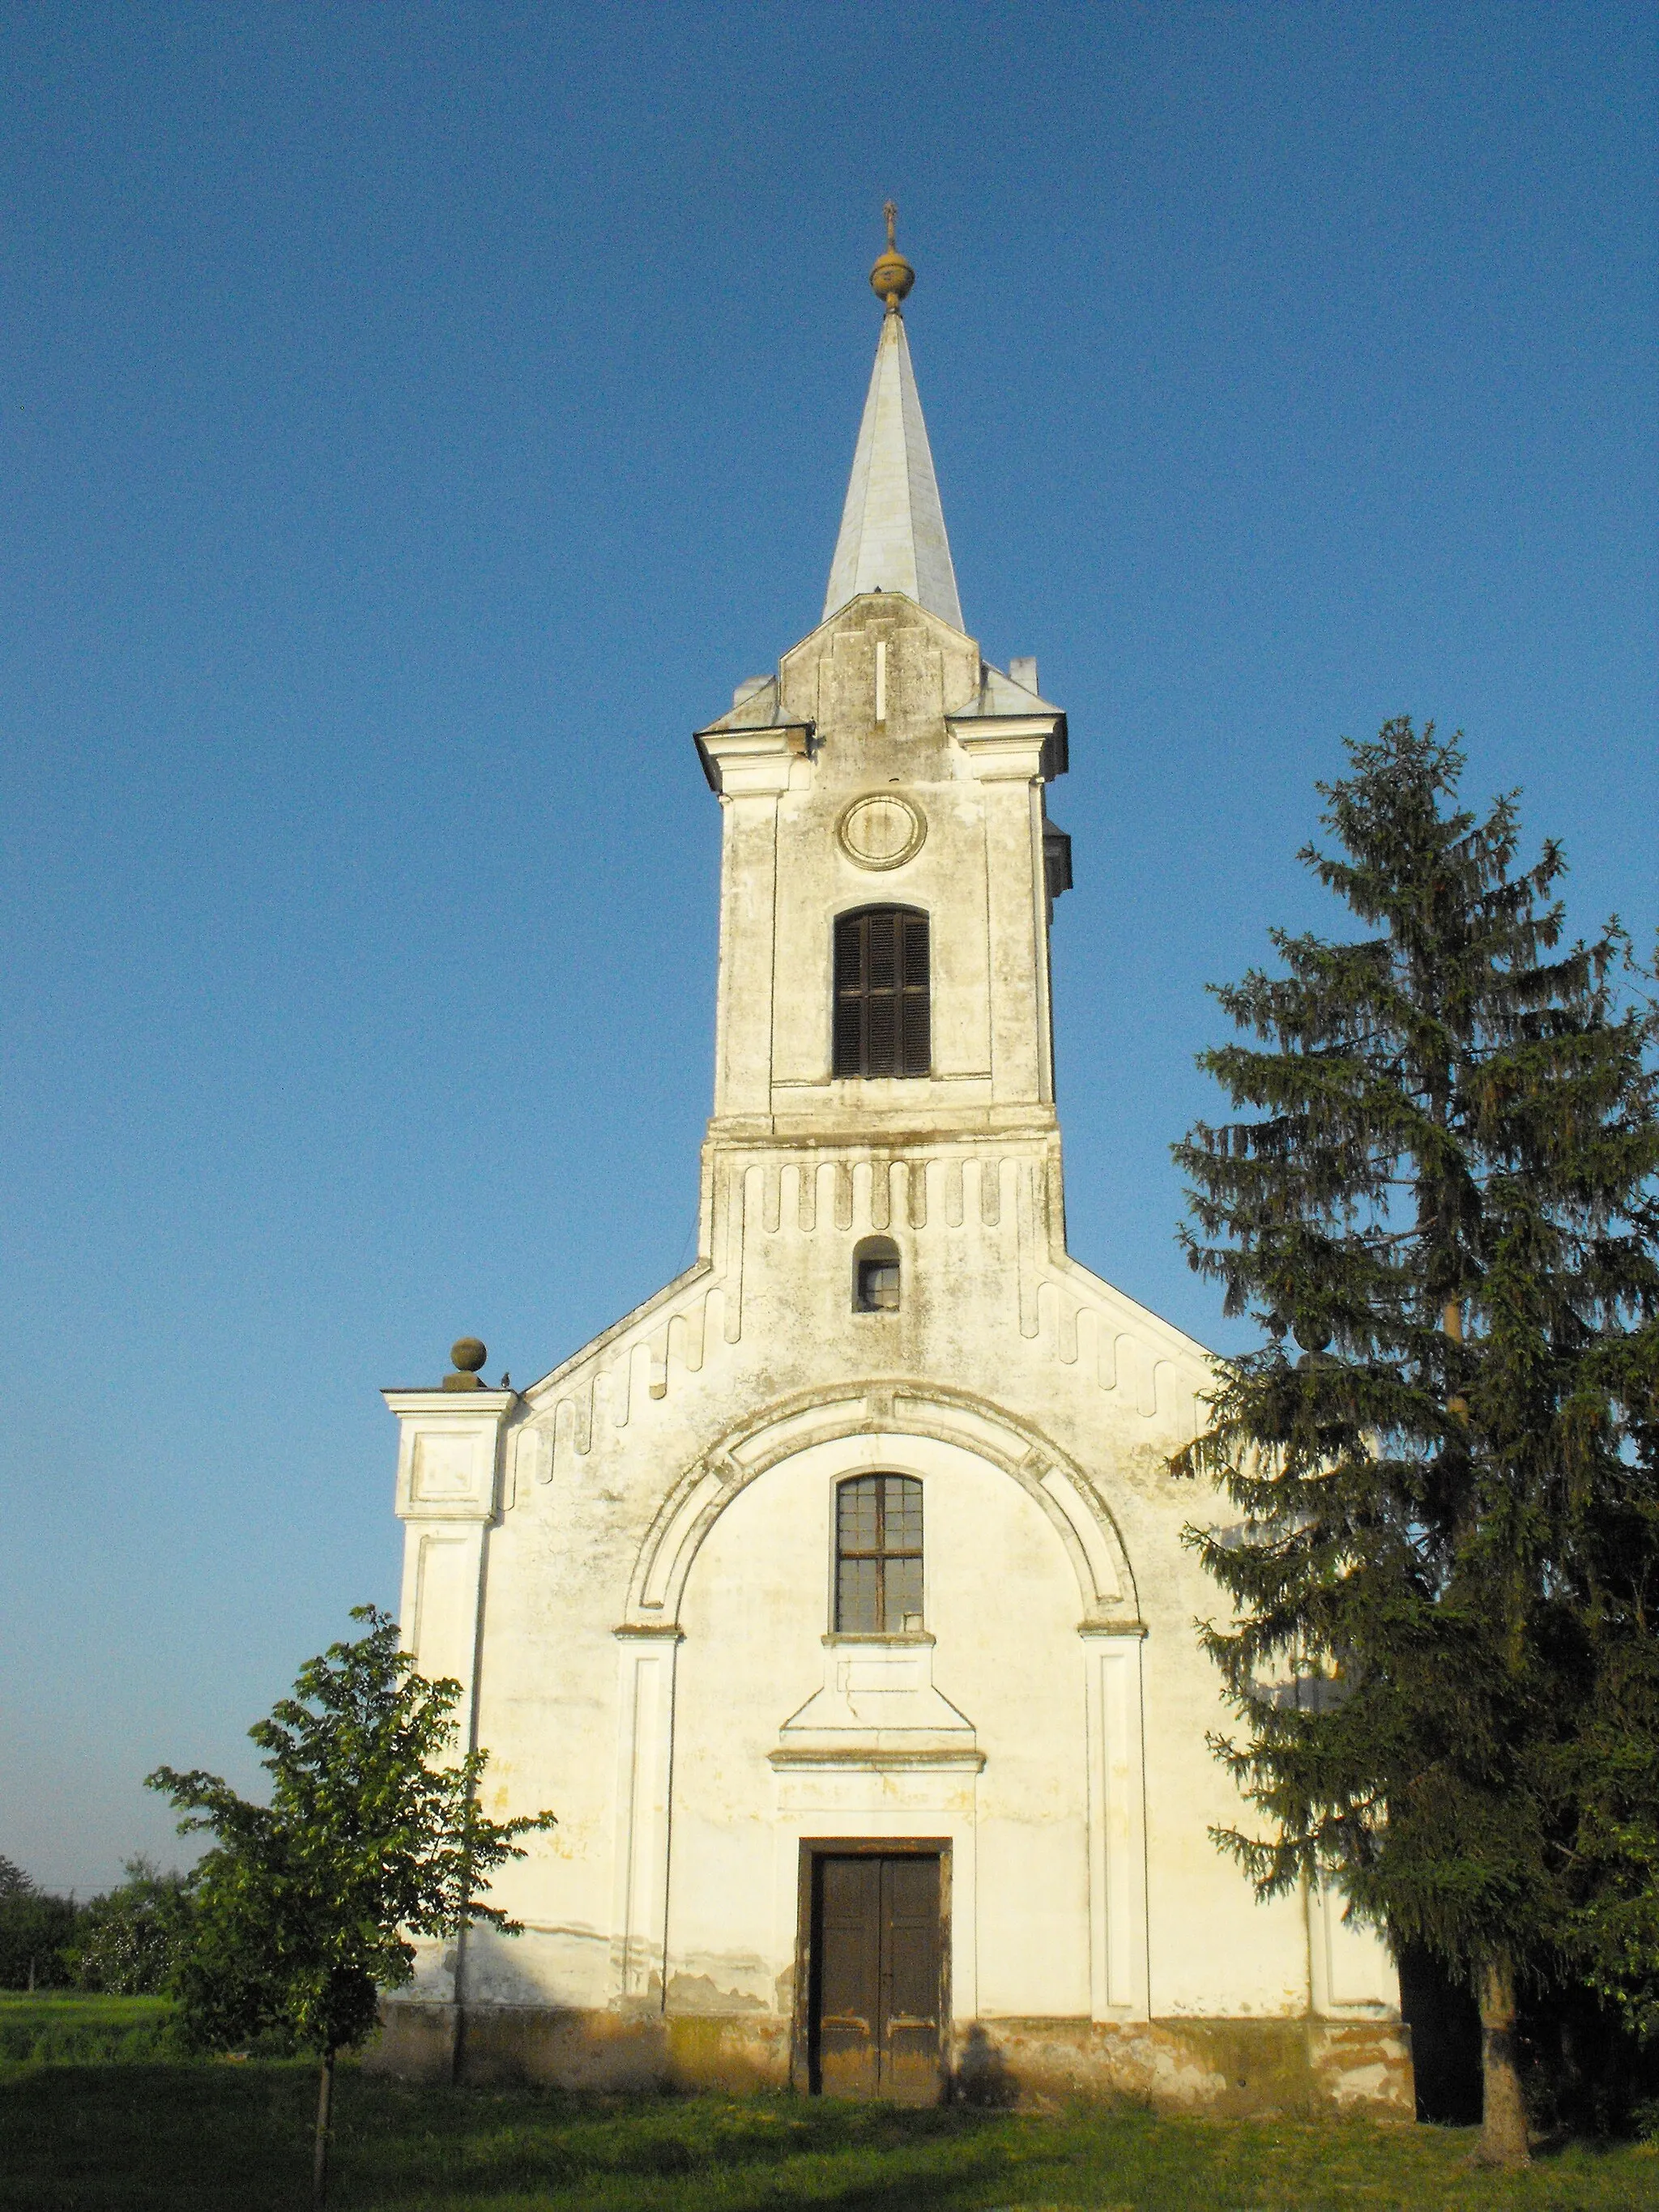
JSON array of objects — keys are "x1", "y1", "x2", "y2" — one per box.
[
  {"x1": 1152, "y1": 1358, "x2": 1175, "y2": 1422},
  {"x1": 724, "y1": 1170, "x2": 749, "y2": 1342},
  {"x1": 1093, "y1": 1318, "x2": 1117, "y2": 1392},
  {"x1": 631, "y1": 1340, "x2": 656, "y2": 1413},
  {"x1": 518, "y1": 1425, "x2": 552, "y2": 1492},
  {"x1": 1056, "y1": 1295, "x2": 1079, "y2": 1366},
  {"x1": 944, "y1": 1159, "x2": 965, "y2": 1227},
  {"x1": 522, "y1": 1146, "x2": 1197, "y2": 1481},
  {"x1": 867, "y1": 1160, "x2": 890, "y2": 1231},
  {"x1": 1076, "y1": 1308, "x2": 1101, "y2": 1387},
  {"x1": 1017, "y1": 1161, "x2": 1039, "y2": 1339},
  {"x1": 1046, "y1": 1149, "x2": 1067, "y2": 1245},
  {"x1": 906, "y1": 1160, "x2": 928, "y2": 1228},
  {"x1": 976, "y1": 1155, "x2": 1001, "y2": 1227},
  {"x1": 665, "y1": 1309, "x2": 700, "y2": 1382}
]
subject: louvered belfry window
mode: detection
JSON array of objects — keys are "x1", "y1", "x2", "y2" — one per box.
[
  {"x1": 833, "y1": 907, "x2": 930, "y2": 1079},
  {"x1": 835, "y1": 1474, "x2": 924, "y2": 1634}
]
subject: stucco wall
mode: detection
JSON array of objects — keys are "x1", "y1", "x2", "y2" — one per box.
[{"x1": 377, "y1": 590, "x2": 1405, "y2": 2115}]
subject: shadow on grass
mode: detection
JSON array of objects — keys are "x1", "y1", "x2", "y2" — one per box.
[
  {"x1": 0, "y1": 2066, "x2": 1035, "y2": 2212},
  {"x1": 1, "y1": 2061, "x2": 317, "y2": 2211},
  {"x1": 6, "y1": 2063, "x2": 1659, "y2": 2212},
  {"x1": 345, "y1": 2083, "x2": 1030, "y2": 2207}
]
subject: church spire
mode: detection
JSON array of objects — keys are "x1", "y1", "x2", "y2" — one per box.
[{"x1": 822, "y1": 207, "x2": 964, "y2": 633}]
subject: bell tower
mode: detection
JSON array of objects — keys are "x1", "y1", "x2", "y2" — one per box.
[{"x1": 694, "y1": 214, "x2": 1072, "y2": 1174}]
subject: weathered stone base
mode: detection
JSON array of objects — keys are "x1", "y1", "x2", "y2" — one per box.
[
  {"x1": 366, "y1": 2001, "x2": 1413, "y2": 2117},
  {"x1": 957, "y1": 2015, "x2": 1412, "y2": 2117}
]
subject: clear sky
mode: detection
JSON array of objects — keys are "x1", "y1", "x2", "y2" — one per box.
[{"x1": 2, "y1": 3, "x2": 1653, "y2": 1894}]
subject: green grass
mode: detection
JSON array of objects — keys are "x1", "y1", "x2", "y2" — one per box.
[
  {"x1": 0, "y1": 1989, "x2": 184, "y2": 2065},
  {"x1": 3, "y1": 2056, "x2": 1659, "y2": 2212}
]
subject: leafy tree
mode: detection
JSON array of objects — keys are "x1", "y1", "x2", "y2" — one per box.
[
  {"x1": 1173, "y1": 721, "x2": 1659, "y2": 2164},
  {"x1": 149, "y1": 1606, "x2": 555, "y2": 2210},
  {"x1": 67, "y1": 1857, "x2": 193, "y2": 1996},
  {"x1": 0, "y1": 1858, "x2": 79, "y2": 1991}
]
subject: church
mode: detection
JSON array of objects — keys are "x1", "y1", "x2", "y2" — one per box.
[{"x1": 373, "y1": 221, "x2": 1411, "y2": 2115}]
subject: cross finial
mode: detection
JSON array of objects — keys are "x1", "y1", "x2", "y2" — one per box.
[{"x1": 869, "y1": 201, "x2": 915, "y2": 313}]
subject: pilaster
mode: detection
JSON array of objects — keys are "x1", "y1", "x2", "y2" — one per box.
[
  {"x1": 953, "y1": 718, "x2": 1058, "y2": 1108},
  {"x1": 383, "y1": 1387, "x2": 514, "y2": 1737},
  {"x1": 1306, "y1": 1877, "x2": 1401, "y2": 2018},
  {"x1": 697, "y1": 726, "x2": 808, "y2": 1123},
  {"x1": 610, "y1": 1624, "x2": 684, "y2": 2008},
  {"x1": 1080, "y1": 1624, "x2": 1150, "y2": 2021}
]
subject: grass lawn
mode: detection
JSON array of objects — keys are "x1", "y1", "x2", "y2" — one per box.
[
  {"x1": 3, "y1": 2053, "x2": 1658, "y2": 2212},
  {"x1": 0, "y1": 1989, "x2": 183, "y2": 2065}
]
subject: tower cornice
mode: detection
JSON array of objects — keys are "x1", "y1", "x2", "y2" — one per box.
[
  {"x1": 694, "y1": 724, "x2": 813, "y2": 799},
  {"x1": 949, "y1": 714, "x2": 1068, "y2": 785}
]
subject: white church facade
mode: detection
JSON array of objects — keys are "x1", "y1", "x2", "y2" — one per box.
[{"x1": 373, "y1": 226, "x2": 1412, "y2": 2114}]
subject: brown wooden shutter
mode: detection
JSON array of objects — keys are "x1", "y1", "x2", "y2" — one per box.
[
  {"x1": 898, "y1": 912, "x2": 930, "y2": 1076},
  {"x1": 833, "y1": 911, "x2": 864, "y2": 1077},
  {"x1": 865, "y1": 910, "x2": 899, "y2": 1075},
  {"x1": 833, "y1": 907, "x2": 930, "y2": 1080}
]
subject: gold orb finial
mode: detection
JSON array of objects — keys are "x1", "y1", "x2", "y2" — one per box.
[{"x1": 869, "y1": 198, "x2": 914, "y2": 313}]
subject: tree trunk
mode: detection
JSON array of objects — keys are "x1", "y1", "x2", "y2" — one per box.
[
  {"x1": 1476, "y1": 1951, "x2": 1529, "y2": 2166},
  {"x1": 311, "y1": 2051, "x2": 335, "y2": 2212},
  {"x1": 1442, "y1": 1296, "x2": 1469, "y2": 1421}
]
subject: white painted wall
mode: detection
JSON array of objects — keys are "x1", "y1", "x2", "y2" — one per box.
[{"x1": 384, "y1": 591, "x2": 1400, "y2": 2044}]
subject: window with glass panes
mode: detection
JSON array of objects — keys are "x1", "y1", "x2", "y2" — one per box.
[{"x1": 835, "y1": 1475, "x2": 923, "y2": 1633}]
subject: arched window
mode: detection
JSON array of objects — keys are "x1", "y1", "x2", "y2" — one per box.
[
  {"x1": 833, "y1": 906, "x2": 930, "y2": 1079},
  {"x1": 835, "y1": 1474, "x2": 923, "y2": 1634},
  {"x1": 852, "y1": 1235, "x2": 900, "y2": 1312}
]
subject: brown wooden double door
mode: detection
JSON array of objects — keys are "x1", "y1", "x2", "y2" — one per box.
[{"x1": 806, "y1": 1848, "x2": 945, "y2": 2101}]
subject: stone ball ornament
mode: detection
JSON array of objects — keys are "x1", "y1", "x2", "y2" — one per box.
[
  {"x1": 450, "y1": 1336, "x2": 488, "y2": 1374},
  {"x1": 838, "y1": 791, "x2": 927, "y2": 870}
]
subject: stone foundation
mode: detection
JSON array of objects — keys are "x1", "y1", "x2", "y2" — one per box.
[{"x1": 367, "y1": 2001, "x2": 1413, "y2": 2117}]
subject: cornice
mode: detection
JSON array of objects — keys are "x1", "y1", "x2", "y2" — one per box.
[
  {"x1": 693, "y1": 723, "x2": 813, "y2": 797},
  {"x1": 767, "y1": 1746, "x2": 987, "y2": 1772},
  {"x1": 949, "y1": 715, "x2": 1064, "y2": 783},
  {"x1": 382, "y1": 1388, "x2": 517, "y2": 1419}
]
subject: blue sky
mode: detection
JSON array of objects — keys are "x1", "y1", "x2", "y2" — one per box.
[{"x1": 2, "y1": 3, "x2": 1653, "y2": 1893}]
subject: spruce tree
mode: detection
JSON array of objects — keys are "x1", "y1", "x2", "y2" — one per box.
[{"x1": 1173, "y1": 721, "x2": 1659, "y2": 2163}]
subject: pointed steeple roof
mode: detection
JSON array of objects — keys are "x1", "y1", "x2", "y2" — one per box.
[{"x1": 822, "y1": 211, "x2": 963, "y2": 632}]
